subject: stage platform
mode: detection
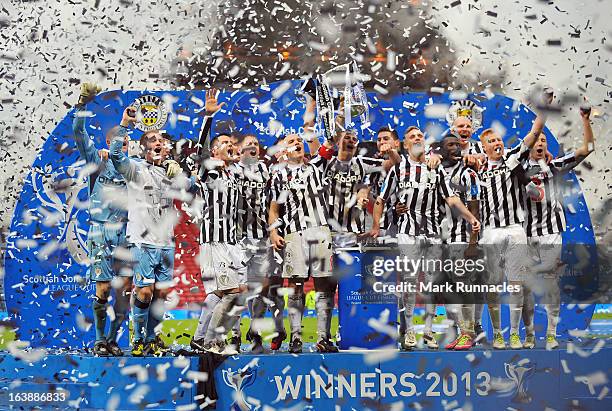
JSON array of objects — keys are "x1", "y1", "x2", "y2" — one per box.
[{"x1": 1, "y1": 343, "x2": 611, "y2": 410}]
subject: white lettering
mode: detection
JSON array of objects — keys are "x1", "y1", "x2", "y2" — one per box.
[
  {"x1": 274, "y1": 375, "x2": 302, "y2": 400},
  {"x1": 360, "y1": 373, "x2": 376, "y2": 398}
]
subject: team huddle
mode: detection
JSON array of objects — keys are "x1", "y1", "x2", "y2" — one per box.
[{"x1": 73, "y1": 83, "x2": 595, "y2": 357}]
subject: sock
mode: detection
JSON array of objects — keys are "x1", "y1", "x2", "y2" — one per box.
[
  {"x1": 325, "y1": 292, "x2": 335, "y2": 340},
  {"x1": 205, "y1": 294, "x2": 238, "y2": 342},
  {"x1": 269, "y1": 286, "x2": 286, "y2": 336},
  {"x1": 445, "y1": 304, "x2": 461, "y2": 329},
  {"x1": 93, "y1": 296, "x2": 108, "y2": 343},
  {"x1": 249, "y1": 295, "x2": 267, "y2": 337},
  {"x1": 315, "y1": 292, "x2": 332, "y2": 340},
  {"x1": 474, "y1": 303, "x2": 485, "y2": 326},
  {"x1": 108, "y1": 288, "x2": 130, "y2": 343},
  {"x1": 146, "y1": 301, "x2": 162, "y2": 343},
  {"x1": 424, "y1": 304, "x2": 435, "y2": 334},
  {"x1": 544, "y1": 278, "x2": 561, "y2": 335},
  {"x1": 509, "y1": 287, "x2": 523, "y2": 334},
  {"x1": 461, "y1": 304, "x2": 475, "y2": 334},
  {"x1": 223, "y1": 294, "x2": 246, "y2": 343},
  {"x1": 231, "y1": 313, "x2": 242, "y2": 339},
  {"x1": 287, "y1": 291, "x2": 305, "y2": 340},
  {"x1": 522, "y1": 284, "x2": 535, "y2": 335},
  {"x1": 398, "y1": 297, "x2": 407, "y2": 336},
  {"x1": 194, "y1": 294, "x2": 221, "y2": 340},
  {"x1": 401, "y1": 290, "x2": 416, "y2": 333},
  {"x1": 131, "y1": 296, "x2": 150, "y2": 342},
  {"x1": 486, "y1": 292, "x2": 501, "y2": 333}
]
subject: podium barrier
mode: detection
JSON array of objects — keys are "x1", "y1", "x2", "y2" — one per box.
[{"x1": 5, "y1": 345, "x2": 610, "y2": 410}]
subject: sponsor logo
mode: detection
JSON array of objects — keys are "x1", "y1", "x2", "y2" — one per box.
[
  {"x1": 132, "y1": 95, "x2": 168, "y2": 132},
  {"x1": 480, "y1": 166, "x2": 510, "y2": 180},
  {"x1": 237, "y1": 180, "x2": 266, "y2": 190},
  {"x1": 399, "y1": 180, "x2": 437, "y2": 190},
  {"x1": 329, "y1": 173, "x2": 361, "y2": 183}
]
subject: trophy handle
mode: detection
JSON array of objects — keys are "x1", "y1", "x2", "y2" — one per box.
[
  {"x1": 222, "y1": 369, "x2": 237, "y2": 389},
  {"x1": 504, "y1": 363, "x2": 516, "y2": 380}
]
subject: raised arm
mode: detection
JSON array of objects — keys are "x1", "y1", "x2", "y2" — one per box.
[
  {"x1": 110, "y1": 108, "x2": 139, "y2": 181},
  {"x1": 196, "y1": 88, "x2": 225, "y2": 160},
  {"x1": 575, "y1": 106, "x2": 595, "y2": 158},
  {"x1": 72, "y1": 112, "x2": 100, "y2": 166},
  {"x1": 72, "y1": 83, "x2": 102, "y2": 165},
  {"x1": 523, "y1": 89, "x2": 554, "y2": 149},
  {"x1": 381, "y1": 145, "x2": 401, "y2": 171},
  {"x1": 304, "y1": 95, "x2": 321, "y2": 154}
]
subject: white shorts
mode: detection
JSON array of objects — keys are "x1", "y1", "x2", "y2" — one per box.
[
  {"x1": 397, "y1": 235, "x2": 443, "y2": 282},
  {"x1": 241, "y1": 237, "x2": 281, "y2": 281},
  {"x1": 528, "y1": 233, "x2": 563, "y2": 277},
  {"x1": 282, "y1": 226, "x2": 333, "y2": 279},
  {"x1": 199, "y1": 242, "x2": 248, "y2": 294},
  {"x1": 480, "y1": 224, "x2": 528, "y2": 283}
]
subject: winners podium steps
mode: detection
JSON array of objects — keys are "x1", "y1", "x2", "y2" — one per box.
[{"x1": 1, "y1": 342, "x2": 610, "y2": 410}]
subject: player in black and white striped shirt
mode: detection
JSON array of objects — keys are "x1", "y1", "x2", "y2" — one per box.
[
  {"x1": 477, "y1": 100, "x2": 547, "y2": 350},
  {"x1": 233, "y1": 134, "x2": 286, "y2": 353},
  {"x1": 311, "y1": 129, "x2": 400, "y2": 237},
  {"x1": 452, "y1": 116, "x2": 485, "y2": 155},
  {"x1": 521, "y1": 106, "x2": 595, "y2": 350},
  {"x1": 431, "y1": 133, "x2": 483, "y2": 351},
  {"x1": 187, "y1": 90, "x2": 248, "y2": 355},
  {"x1": 369, "y1": 126, "x2": 480, "y2": 350},
  {"x1": 367, "y1": 127, "x2": 402, "y2": 238},
  {"x1": 268, "y1": 133, "x2": 338, "y2": 353},
  {"x1": 195, "y1": 133, "x2": 249, "y2": 354}
]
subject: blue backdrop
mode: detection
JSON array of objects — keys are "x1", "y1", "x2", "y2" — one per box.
[{"x1": 3, "y1": 81, "x2": 596, "y2": 348}]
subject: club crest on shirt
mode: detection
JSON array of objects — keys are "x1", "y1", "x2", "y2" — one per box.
[{"x1": 132, "y1": 95, "x2": 169, "y2": 132}]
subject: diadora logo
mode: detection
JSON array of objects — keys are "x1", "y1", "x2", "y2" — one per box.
[
  {"x1": 481, "y1": 166, "x2": 510, "y2": 180},
  {"x1": 222, "y1": 366, "x2": 259, "y2": 410},
  {"x1": 282, "y1": 178, "x2": 306, "y2": 191},
  {"x1": 399, "y1": 181, "x2": 436, "y2": 190},
  {"x1": 329, "y1": 173, "x2": 360, "y2": 183},
  {"x1": 238, "y1": 180, "x2": 266, "y2": 190}
]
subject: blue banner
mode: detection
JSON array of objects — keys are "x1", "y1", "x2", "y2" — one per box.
[{"x1": 215, "y1": 347, "x2": 611, "y2": 410}]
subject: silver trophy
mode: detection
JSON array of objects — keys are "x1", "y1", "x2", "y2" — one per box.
[
  {"x1": 321, "y1": 62, "x2": 369, "y2": 124},
  {"x1": 301, "y1": 62, "x2": 370, "y2": 141},
  {"x1": 504, "y1": 361, "x2": 536, "y2": 403}
]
